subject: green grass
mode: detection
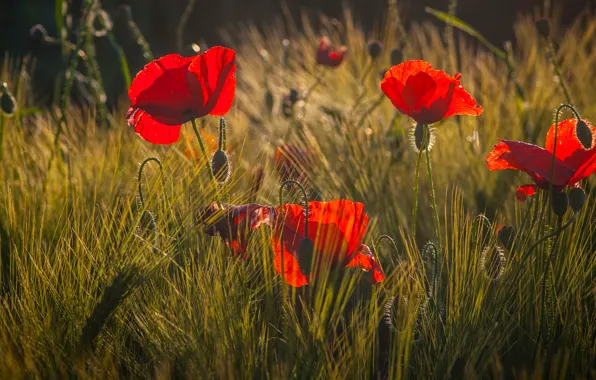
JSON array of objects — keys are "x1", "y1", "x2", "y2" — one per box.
[{"x1": 1, "y1": 4, "x2": 596, "y2": 379}]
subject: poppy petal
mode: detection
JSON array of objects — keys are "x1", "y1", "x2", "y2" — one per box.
[
  {"x1": 545, "y1": 119, "x2": 596, "y2": 179},
  {"x1": 187, "y1": 46, "x2": 236, "y2": 117},
  {"x1": 486, "y1": 139, "x2": 574, "y2": 188},
  {"x1": 271, "y1": 227, "x2": 309, "y2": 287},
  {"x1": 516, "y1": 184, "x2": 537, "y2": 202},
  {"x1": 127, "y1": 107, "x2": 182, "y2": 144},
  {"x1": 345, "y1": 244, "x2": 385, "y2": 283},
  {"x1": 128, "y1": 54, "x2": 195, "y2": 125}
]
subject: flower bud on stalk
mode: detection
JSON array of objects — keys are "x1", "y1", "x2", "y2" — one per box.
[
  {"x1": 390, "y1": 48, "x2": 403, "y2": 65},
  {"x1": 298, "y1": 237, "x2": 315, "y2": 275},
  {"x1": 535, "y1": 19, "x2": 551, "y2": 39},
  {"x1": 568, "y1": 188, "x2": 586, "y2": 212},
  {"x1": 0, "y1": 83, "x2": 17, "y2": 116},
  {"x1": 575, "y1": 120, "x2": 594, "y2": 150},
  {"x1": 551, "y1": 191, "x2": 568, "y2": 217},
  {"x1": 367, "y1": 40, "x2": 383, "y2": 60}
]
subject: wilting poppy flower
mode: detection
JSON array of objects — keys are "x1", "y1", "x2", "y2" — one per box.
[
  {"x1": 127, "y1": 46, "x2": 236, "y2": 144},
  {"x1": 272, "y1": 200, "x2": 385, "y2": 287},
  {"x1": 316, "y1": 37, "x2": 347, "y2": 68},
  {"x1": 275, "y1": 144, "x2": 315, "y2": 184},
  {"x1": 381, "y1": 60, "x2": 483, "y2": 125},
  {"x1": 198, "y1": 202, "x2": 273, "y2": 259},
  {"x1": 486, "y1": 118, "x2": 596, "y2": 201}
]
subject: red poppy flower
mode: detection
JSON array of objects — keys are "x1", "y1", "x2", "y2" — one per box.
[
  {"x1": 486, "y1": 118, "x2": 596, "y2": 201},
  {"x1": 274, "y1": 144, "x2": 315, "y2": 184},
  {"x1": 198, "y1": 202, "x2": 273, "y2": 259},
  {"x1": 272, "y1": 200, "x2": 385, "y2": 287},
  {"x1": 381, "y1": 60, "x2": 483, "y2": 125},
  {"x1": 127, "y1": 46, "x2": 236, "y2": 144},
  {"x1": 316, "y1": 37, "x2": 347, "y2": 68}
]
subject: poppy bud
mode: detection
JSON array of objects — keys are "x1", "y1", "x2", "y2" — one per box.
[
  {"x1": 264, "y1": 88, "x2": 274, "y2": 115},
  {"x1": 297, "y1": 237, "x2": 315, "y2": 275},
  {"x1": 551, "y1": 191, "x2": 568, "y2": 217},
  {"x1": 411, "y1": 123, "x2": 433, "y2": 152},
  {"x1": 568, "y1": 188, "x2": 586, "y2": 212},
  {"x1": 0, "y1": 83, "x2": 17, "y2": 116},
  {"x1": 367, "y1": 40, "x2": 383, "y2": 59},
  {"x1": 535, "y1": 19, "x2": 551, "y2": 38},
  {"x1": 282, "y1": 39, "x2": 290, "y2": 67},
  {"x1": 29, "y1": 24, "x2": 48, "y2": 50},
  {"x1": 497, "y1": 225, "x2": 516, "y2": 252},
  {"x1": 390, "y1": 48, "x2": 403, "y2": 66},
  {"x1": 575, "y1": 119, "x2": 594, "y2": 150},
  {"x1": 211, "y1": 149, "x2": 230, "y2": 184}
]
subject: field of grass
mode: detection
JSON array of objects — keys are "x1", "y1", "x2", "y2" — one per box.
[{"x1": 1, "y1": 2, "x2": 596, "y2": 378}]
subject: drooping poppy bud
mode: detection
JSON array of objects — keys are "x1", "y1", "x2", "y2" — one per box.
[
  {"x1": 367, "y1": 40, "x2": 383, "y2": 60},
  {"x1": 535, "y1": 19, "x2": 551, "y2": 38},
  {"x1": 297, "y1": 237, "x2": 315, "y2": 275},
  {"x1": 568, "y1": 187, "x2": 586, "y2": 212},
  {"x1": 29, "y1": 24, "x2": 48, "y2": 51},
  {"x1": 0, "y1": 83, "x2": 17, "y2": 116},
  {"x1": 390, "y1": 48, "x2": 403, "y2": 65},
  {"x1": 211, "y1": 150, "x2": 230, "y2": 184},
  {"x1": 551, "y1": 191, "x2": 569, "y2": 217},
  {"x1": 497, "y1": 225, "x2": 516, "y2": 252},
  {"x1": 575, "y1": 119, "x2": 594, "y2": 150},
  {"x1": 479, "y1": 246, "x2": 506, "y2": 280}
]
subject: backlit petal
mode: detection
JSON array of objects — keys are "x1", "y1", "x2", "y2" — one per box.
[{"x1": 126, "y1": 107, "x2": 182, "y2": 144}]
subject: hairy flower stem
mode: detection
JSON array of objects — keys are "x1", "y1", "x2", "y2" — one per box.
[
  {"x1": 137, "y1": 157, "x2": 163, "y2": 207},
  {"x1": 411, "y1": 141, "x2": 424, "y2": 240},
  {"x1": 545, "y1": 40, "x2": 571, "y2": 104},
  {"x1": 374, "y1": 235, "x2": 400, "y2": 267},
  {"x1": 191, "y1": 119, "x2": 222, "y2": 208},
  {"x1": 425, "y1": 136, "x2": 442, "y2": 247}
]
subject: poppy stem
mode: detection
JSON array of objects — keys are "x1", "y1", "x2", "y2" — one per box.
[
  {"x1": 411, "y1": 143, "x2": 424, "y2": 240},
  {"x1": 191, "y1": 119, "x2": 222, "y2": 208},
  {"x1": 374, "y1": 235, "x2": 400, "y2": 266},
  {"x1": 218, "y1": 117, "x2": 226, "y2": 151},
  {"x1": 137, "y1": 157, "x2": 164, "y2": 207},
  {"x1": 544, "y1": 38, "x2": 572, "y2": 104},
  {"x1": 302, "y1": 68, "x2": 324, "y2": 104},
  {"x1": 548, "y1": 104, "x2": 581, "y2": 209}
]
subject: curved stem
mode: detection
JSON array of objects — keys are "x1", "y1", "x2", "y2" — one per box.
[
  {"x1": 471, "y1": 214, "x2": 491, "y2": 248},
  {"x1": 545, "y1": 40, "x2": 572, "y2": 104},
  {"x1": 137, "y1": 157, "x2": 164, "y2": 207},
  {"x1": 411, "y1": 144, "x2": 424, "y2": 240},
  {"x1": 374, "y1": 235, "x2": 400, "y2": 264},
  {"x1": 278, "y1": 180, "x2": 310, "y2": 282},
  {"x1": 191, "y1": 118, "x2": 222, "y2": 208}
]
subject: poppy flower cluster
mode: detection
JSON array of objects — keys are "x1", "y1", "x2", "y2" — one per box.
[
  {"x1": 127, "y1": 46, "x2": 236, "y2": 144},
  {"x1": 197, "y1": 200, "x2": 385, "y2": 287},
  {"x1": 486, "y1": 118, "x2": 596, "y2": 201}
]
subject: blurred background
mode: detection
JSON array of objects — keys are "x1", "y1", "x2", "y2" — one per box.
[{"x1": 0, "y1": 0, "x2": 592, "y2": 105}]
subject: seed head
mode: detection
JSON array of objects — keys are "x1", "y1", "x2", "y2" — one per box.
[
  {"x1": 575, "y1": 119, "x2": 594, "y2": 150},
  {"x1": 551, "y1": 191, "x2": 568, "y2": 217},
  {"x1": 568, "y1": 188, "x2": 586, "y2": 212},
  {"x1": 367, "y1": 40, "x2": 383, "y2": 59},
  {"x1": 0, "y1": 83, "x2": 17, "y2": 116},
  {"x1": 211, "y1": 149, "x2": 231, "y2": 184},
  {"x1": 390, "y1": 48, "x2": 403, "y2": 66}
]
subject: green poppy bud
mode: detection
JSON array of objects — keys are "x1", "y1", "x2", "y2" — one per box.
[
  {"x1": 390, "y1": 48, "x2": 403, "y2": 66},
  {"x1": 297, "y1": 237, "x2": 315, "y2": 275},
  {"x1": 551, "y1": 191, "x2": 568, "y2": 217},
  {"x1": 211, "y1": 149, "x2": 230, "y2": 184},
  {"x1": 264, "y1": 88, "x2": 274, "y2": 115},
  {"x1": 0, "y1": 83, "x2": 17, "y2": 116},
  {"x1": 411, "y1": 123, "x2": 433, "y2": 152},
  {"x1": 535, "y1": 19, "x2": 551, "y2": 38},
  {"x1": 29, "y1": 24, "x2": 48, "y2": 50},
  {"x1": 575, "y1": 120, "x2": 594, "y2": 150},
  {"x1": 367, "y1": 40, "x2": 383, "y2": 60},
  {"x1": 568, "y1": 188, "x2": 586, "y2": 212}
]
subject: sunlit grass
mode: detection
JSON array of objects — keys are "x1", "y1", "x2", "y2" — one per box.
[{"x1": 0, "y1": 4, "x2": 595, "y2": 379}]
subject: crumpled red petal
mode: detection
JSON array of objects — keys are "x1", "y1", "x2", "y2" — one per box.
[
  {"x1": 126, "y1": 107, "x2": 182, "y2": 145},
  {"x1": 128, "y1": 54, "x2": 195, "y2": 125},
  {"x1": 198, "y1": 202, "x2": 273, "y2": 259},
  {"x1": 316, "y1": 37, "x2": 347, "y2": 67},
  {"x1": 187, "y1": 46, "x2": 236, "y2": 117},
  {"x1": 344, "y1": 244, "x2": 385, "y2": 283},
  {"x1": 516, "y1": 184, "x2": 537, "y2": 202},
  {"x1": 486, "y1": 139, "x2": 574, "y2": 188}
]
